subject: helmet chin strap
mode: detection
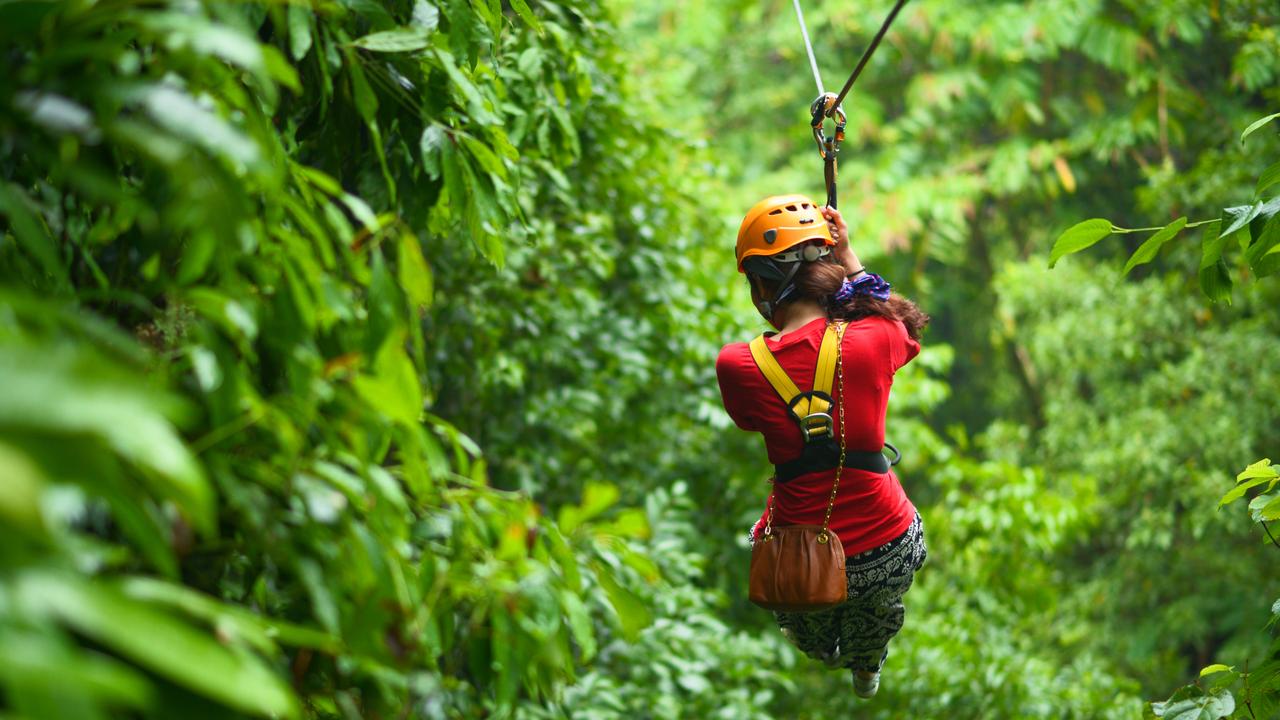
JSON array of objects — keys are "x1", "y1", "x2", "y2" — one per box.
[{"x1": 754, "y1": 259, "x2": 806, "y2": 327}]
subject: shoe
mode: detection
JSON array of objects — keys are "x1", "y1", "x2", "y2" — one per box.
[{"x1": 852, "y1": 670, "x2": 880, "y2": 699}]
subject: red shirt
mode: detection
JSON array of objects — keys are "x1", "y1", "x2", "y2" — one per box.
[{"x1": 715, "y1": 315, "x2": 919, "y2": 554}]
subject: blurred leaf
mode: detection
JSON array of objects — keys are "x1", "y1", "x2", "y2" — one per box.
[
  {"x1": 460, "y1": 133, "x2": 507, "y2": 180},
  {"x1": 346, "y1": 55, "x2": 378, "y2": 121},
  {"x1": 0, "y1": 629, "x2": 154, "y2": 714},
  {"x1": 15, "y1": 91, "x2": 99, "y2": 141},
  {"x1": 119, "y1": 577, "x2": 341, "y2": 654},
  {"x1": 353, "y1": 336, "x2": 423, "y2": 425},
  {"x1": 412, "y1": 0, "x2": 440, "y2": 30},
  {"x1": 419, "y1": 124, "x2": 447, "y2": 179},
  {"x1": 592, "y1": 562, "x2": 652, "y2": 643},
  {"x1": 0, "y1": 441, "x2": 46, "y2": 535},
  {"x1": 558, "y1": 482, "x2": 620, "y2": 535},
  {"x1": 20, "y1": 572, "x2": 300, "y2": 718},
  {"x1": 559, "y1": 590, "x2": 596, "y2": 662},
  {"x1": 128, "y1": 85, "x2": 260, "y2": 167},
  {"x1": 1241, "y1": 112, "x2": 1280, "y2": 144},
  {"x1": 508, "y1": 0, "x2": 543, "y2": 34},
  {"x1": 0, "y1": 183, "x2": 68, "y2": 290},
  {"x1": 352, "y1": 27, "x2": 433, "y2": 52},
  {"x1": 138, "y1": 12, "x2": 297, "y2": 89},
  {"x1": 0, "y1": 342, "x2": 213, "y2": 532},
  {"x1": 593, "y1": 509, "x2": 651, "y2": 539},
  {"x1": 398, "y1": 233, "x2": 433, "y2": 311},
  {"x1": 433, "y1": 48, "x2": 492, "y2": 122},
  {"x1": 287, "y1": 5, "x2": 313, "y2": 60}
]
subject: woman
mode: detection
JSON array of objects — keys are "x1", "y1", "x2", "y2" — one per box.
[{"x1": 715, "y1": 195, "x2": 928, "y2": 698}]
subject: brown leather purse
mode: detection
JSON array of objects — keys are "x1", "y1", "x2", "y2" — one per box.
[{"x1": 748, "y1": 322, "x2": 849, "y2": 612}]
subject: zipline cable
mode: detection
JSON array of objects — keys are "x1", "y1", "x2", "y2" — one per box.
[
  {"x1": 829, "y1": 0, "x2": 909, "y2": 112},
  {"x1": 791, "y1": 0, "x2": 825, "y2": 97},
  {"x1": 791, "y1": 0, "x2": 911, "y2": 208}
]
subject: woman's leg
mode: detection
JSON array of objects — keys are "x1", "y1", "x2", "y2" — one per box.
[
  {"x1": 774, "y1": 607, "x2": 844, "y2": 666},
  {"x1": 840, "y1": 515, "x2": 928, "y2": 673}
]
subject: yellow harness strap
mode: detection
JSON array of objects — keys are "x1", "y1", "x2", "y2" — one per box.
[{"x1": 748, "y1": 324, "x2": 839, "y2": 439}]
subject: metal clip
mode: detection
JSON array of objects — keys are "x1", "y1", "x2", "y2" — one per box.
[
  {"x1": 883, "y1": 442, "x2": 903, "y2": 466},
  {"x1": 809, "y1": 92, "x2": 846, "y2": 160},
  {"x1": 799, "y1": 412, "x2": 833, "y2": 442}
]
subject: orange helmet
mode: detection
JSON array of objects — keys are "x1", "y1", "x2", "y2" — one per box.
[{"x1": 735, "y1": 194, "x2": 834, "y2": 274}]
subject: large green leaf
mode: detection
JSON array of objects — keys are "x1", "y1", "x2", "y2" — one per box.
[
  {"x1": 352, "y1": 335, "x2": 424, "y2": 425},
  {"x1": 1256, "y1": 161, "x2": 1280, "y2": 198},
  {"x1": 1151, "y1": 685, "x2": 1235, "y2": 720},
  {"x1": 119, "y1": 577, "x2": 341, "y2": 654},
  {"x1": 1220, "y1": 202, "x2": 1264, "y2": 239},
  {"x1": 0, "y1": 629, "x2": 153, "y2": 718},
  {"x1": 18, "y1": 573, "x2": 300, "y2": 719},
  {"x1": 1197, "y1": 220, "x2": 1231, "y2": 304},
  {"x1": 1245, "y1": 214, "x2": 1280, "y2": 276},
  {"x1": 0, "y1": 342, "x2": 212, "y2": 531},
  {"x1": 1048, "y1": 219, "x2": 1113, "y2": 268},
  {"x1": 1123, "y1": 217, "x2": 1187, "y2": 275}
]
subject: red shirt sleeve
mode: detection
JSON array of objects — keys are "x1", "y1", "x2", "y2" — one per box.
[
  {"x1": 883, "y1": 318, "x2": 920, "y2": 370},
  {"x1": 715, "y1": 343, "x2": 760, "y2": 431}
]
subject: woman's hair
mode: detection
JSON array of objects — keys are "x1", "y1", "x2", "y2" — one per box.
[{"x1": 757, "y1": 259, "x2": 929, "y2": 340}]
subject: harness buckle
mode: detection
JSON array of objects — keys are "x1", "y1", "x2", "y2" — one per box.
[{"x1": 799, "y1": 412, "x2": 833, "y2": 442}]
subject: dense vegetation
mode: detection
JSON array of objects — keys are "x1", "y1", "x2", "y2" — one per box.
[{"x1": 0, "y1": 0, "x2": 1277, "y2": 718}]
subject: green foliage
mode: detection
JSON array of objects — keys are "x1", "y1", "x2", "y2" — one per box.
[
  {"x1": 0, "y1": 0, "x2": 724, "y2": 715},
  {"x1": 1044, "y1": 78, "x2": 1280, "y2": 720},
  {"x1": 1049, "y1": 112, "x2": 1280, "y2": 302},
  {"x1": 5, "y1": 0, "x2": 1280, "y2": 717}
]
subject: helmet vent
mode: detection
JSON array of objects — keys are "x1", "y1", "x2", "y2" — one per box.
[
  {"x1": 768, "y1": 209, "x2": 783, "y2": 216},
  {"x1": 786, "y1": 204, "x2": 798, "y2": 211},
  {"x1": 763, "y1": 228, "x2": 778, "y2": 244}
]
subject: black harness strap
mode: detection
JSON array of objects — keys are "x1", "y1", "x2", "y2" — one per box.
[{"x1": 775, "y1": 440, "x2": 901, "y2": 483}]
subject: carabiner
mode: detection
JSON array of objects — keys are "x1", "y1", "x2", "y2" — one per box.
[{"x1": 809, "y1": 92, "x2": 846, "y2": 160}]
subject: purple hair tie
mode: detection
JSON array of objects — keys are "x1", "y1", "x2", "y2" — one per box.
[{"x1": 833, "y1": 273, "x2": 892, "y2": 303}]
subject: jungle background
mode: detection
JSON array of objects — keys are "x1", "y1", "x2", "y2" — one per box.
[{"x1": 2, "y1": 0, "x2": 1279, "y2": 717}]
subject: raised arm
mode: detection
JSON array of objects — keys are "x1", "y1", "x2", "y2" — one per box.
[{"x1": 822, "y1": 206, "x2": 866, "y2": 279}]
